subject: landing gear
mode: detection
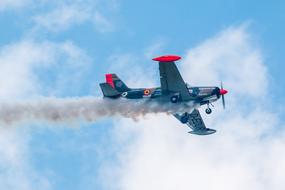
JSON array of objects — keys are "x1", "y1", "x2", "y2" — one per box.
[
  {"x1": 180, "y1": 112, "x2": 190, "y2": 124},
  {"x1": 205, "y1": 103, "x2": 213, "y2": 114},
  {"x1": 205, "y1": 108, "x2": 212, "y2": 114},
  {"x1": 170, "y1": 95, "x2": 179, "y2": 103}
]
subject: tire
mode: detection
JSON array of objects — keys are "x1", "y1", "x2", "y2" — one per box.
[
  {"x1": 205, "y1": 108, "x2": 212, "y2": 114},
  {"x1": 180, "y1": 113, "x2": 189, "y2": 124}
]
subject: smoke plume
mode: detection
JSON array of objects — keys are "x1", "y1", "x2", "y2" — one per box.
[{"x1": 0, "y1": 97, "x2": 191, "y2": 125}]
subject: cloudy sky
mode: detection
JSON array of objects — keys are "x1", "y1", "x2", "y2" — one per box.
[{"x1": 0, "y1": 0, "x2": 285, "y2": 190}]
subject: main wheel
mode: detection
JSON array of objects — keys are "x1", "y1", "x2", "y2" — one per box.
[
  {"x1": 205, "y1": 108, "x2": 212, "y2": 114},
  {"x1": 170, "y1": 95, "x2": 179, "y2": 103},
  {"x1": 180, "y1": 113, "x2": 190, "y2": 124}
]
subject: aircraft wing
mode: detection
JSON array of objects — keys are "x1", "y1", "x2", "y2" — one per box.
[
  {"x1": 173, "y1": 109, "x2": 216, "y2": 135},
  {"x1": 153, "y1": 55, "x2": 191, "y2": 101}
]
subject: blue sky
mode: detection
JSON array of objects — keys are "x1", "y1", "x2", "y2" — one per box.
[{"x1": 0, "y1": 0, "x2": 285, "y2": 190}]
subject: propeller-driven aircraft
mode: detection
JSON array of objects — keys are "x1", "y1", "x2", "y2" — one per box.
[{"x1": 100, "y1": 55, "x2": 228, "y2": 135}]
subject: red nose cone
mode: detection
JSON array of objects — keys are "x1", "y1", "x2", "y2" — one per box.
[{"x1": 220, "y1": 89, "x2": 228, "y2": 95}]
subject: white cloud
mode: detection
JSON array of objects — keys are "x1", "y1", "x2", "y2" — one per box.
[
  {"x1": 181, "y1": 25, "x2": 268, "y2": 99},
  {"x1": 0, "y1": 128, "x2": 51, "y2": 190},
  {"x1": 0, "y1": 0, "x2": 117, "y2": 33},
  {"x1": 99, "y1": 25, "x2": 285, "y2": 190},
  {"x1": 143, "y1": 40, "x2": 167, "y2": 59},
  {"x1": 32, "y1": 1, "x2": 116, "y2": 33},
  {"x1": 0, "y1": 39, "x2": 92, "y2": 189},
  {"x1": 0, "y1": 41, "x2": 51, "y2": 99},
  {"x1": 93, "y1": 11, "x2": 114, "y2": 33},
  {"x1": 0, "y1": 40, "x2": 91, "y2": 99},
  {"x1": 107, "y1": 53, "x2": 157, "y2": 88},
  {"x1": 0, "y1": 0, "x2": 31, "y2": 11},
  {"x1": 33, "y1": 5, "x2": 90, "y2": 32}
]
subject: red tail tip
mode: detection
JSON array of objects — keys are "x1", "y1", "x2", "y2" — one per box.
[{"x1": 105, "y1": 74, "x2": 115, "y2": 88}]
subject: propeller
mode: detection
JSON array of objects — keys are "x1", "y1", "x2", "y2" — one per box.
[{"x1": 219, "y1": 82, "x2": 228, "y2": 109}]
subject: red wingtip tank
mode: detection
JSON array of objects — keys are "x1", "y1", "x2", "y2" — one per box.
[{"x1": 152, "y1": 55, "x2": 181, "y2": 62}]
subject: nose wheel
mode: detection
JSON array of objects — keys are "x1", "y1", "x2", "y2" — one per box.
[
  {"x1": 205, "y1": 108, "x2": 212, "y2": 114},
  {"x1": 205, "y1": 103, "x2": 213, "y2": 114}
]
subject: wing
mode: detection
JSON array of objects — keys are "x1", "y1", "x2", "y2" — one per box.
[
  {"x1": 173, "y1": 109, "x2": 216, "y2": 135},
  {"x1": 158, "y1": 61, "x2": 191, "y2": 101},
  {"x1": 152, "y1": 55, "x2": 190, "y2": 100}
]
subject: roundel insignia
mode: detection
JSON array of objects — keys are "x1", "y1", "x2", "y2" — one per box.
[
  {"x1": 116, "y1": 81, "x2": 123, "y2": 87},
  {"x1": 143, "y1": 89, "x2": 151, "y2": 96}
]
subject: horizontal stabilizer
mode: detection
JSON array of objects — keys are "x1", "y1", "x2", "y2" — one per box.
[{"x1": 100, "y1": 83, "x2": 121, "y2": 97}]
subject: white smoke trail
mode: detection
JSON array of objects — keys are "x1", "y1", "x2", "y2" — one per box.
[{"x1": 0, "y1": 97, "x2": 193, "y2": 125}]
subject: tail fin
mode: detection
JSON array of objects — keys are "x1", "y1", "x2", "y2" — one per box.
[{"x1": 105, "y1": 74, "x2": 130, "y2": 92}]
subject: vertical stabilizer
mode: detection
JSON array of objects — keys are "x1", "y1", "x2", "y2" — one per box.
[{"x1": 105, "y1": 74, "x2": 130, "y2": 92}]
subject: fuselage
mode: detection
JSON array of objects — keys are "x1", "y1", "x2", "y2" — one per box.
[{"x1": 120, "y1": 86, "x2": 221, "y2": 108}]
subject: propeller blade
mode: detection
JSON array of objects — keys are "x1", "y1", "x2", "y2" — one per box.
[
  {"x1": 220, "y1": 82, "x2": 226, "y2": 109},
  {"x1": 222, "y1": 94, "x2": 226, "y2": 109}
]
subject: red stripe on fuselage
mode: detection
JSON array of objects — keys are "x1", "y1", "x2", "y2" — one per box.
[{"x1": 105, "y1": 74, "x2": 115, "y2": 88}]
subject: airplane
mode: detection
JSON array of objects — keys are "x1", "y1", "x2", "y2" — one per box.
[{"x1": 99, "y1": 55, "x2": 228, "y2": 135}]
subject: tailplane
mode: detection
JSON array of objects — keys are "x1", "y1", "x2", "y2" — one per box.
[{"x1": 99, "y1": 83, "x2": 121, "y2": 97}]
